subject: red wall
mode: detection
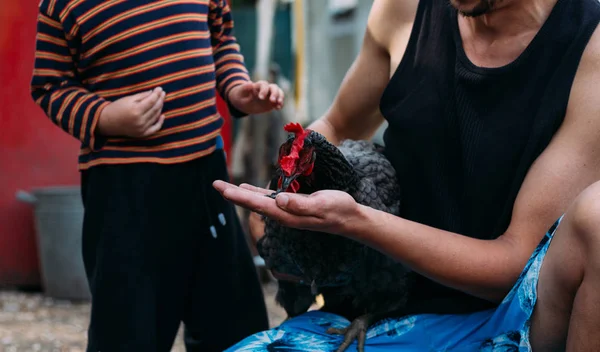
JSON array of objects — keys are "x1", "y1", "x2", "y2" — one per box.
[
  {"x1": 0, "y1": 0, "x2": 232, "y2": 286},
  {"x1": 0, "y1": 0, "x2": 78, "y2": 286}
]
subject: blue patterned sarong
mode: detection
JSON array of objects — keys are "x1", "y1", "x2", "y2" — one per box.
[{"x1": 225, "y1": 217, "x2": 563, "y2": 351}]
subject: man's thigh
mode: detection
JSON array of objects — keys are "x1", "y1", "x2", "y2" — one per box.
[{"x1": 529, "y1": 183, "x2": 600, "y2": 351}]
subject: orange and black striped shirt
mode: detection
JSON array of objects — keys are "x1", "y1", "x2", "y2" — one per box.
[{"x1": 31, "y1": 0, "x2": 250, "y2": 170}]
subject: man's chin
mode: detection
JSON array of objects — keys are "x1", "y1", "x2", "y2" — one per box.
[{"x1": 450, "y1": 0, "x2": 495, "y2": 17}]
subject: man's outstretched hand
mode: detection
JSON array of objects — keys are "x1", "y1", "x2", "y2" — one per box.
[
  {"x1": 227, "y1": 81, "x2": 284, "y2": 114},
  {"x1": 213, "y1": 181, "x2": 361, "y2": 237}
]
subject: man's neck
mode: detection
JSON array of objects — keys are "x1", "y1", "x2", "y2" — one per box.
[
  {"x1": 464, "y1": 0, "x2": 557, "y2": 37},
  {"x1": 458, "y1": 0, "x2": 558, "y2": 67}
]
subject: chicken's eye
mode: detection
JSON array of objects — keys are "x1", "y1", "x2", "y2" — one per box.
[
  {"x1": 298, "y1": 149, "x2": 314, "y2": 165},
  {"x1": 278, "y1": 142, "x2": 292, "y2": 158}
]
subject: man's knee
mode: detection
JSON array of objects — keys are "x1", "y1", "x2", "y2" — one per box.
[
  {"x1": 566, "y1": 181, "x2": 600, "y2": 262},
  {"x1": 569, "y1": 181, "x2": 600, "y2": 239}
]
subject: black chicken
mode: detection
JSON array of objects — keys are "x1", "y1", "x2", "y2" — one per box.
[{"x1": 257, "y1": 123, "x2": 414, "y2": 352}]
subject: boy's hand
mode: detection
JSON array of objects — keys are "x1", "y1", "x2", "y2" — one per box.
[
  {"x1": 227, "y1": 81, "x2": 284, "y2": 114},
  {"x1": 97, "y1": 87, "x2": 166, "y2": 138}
]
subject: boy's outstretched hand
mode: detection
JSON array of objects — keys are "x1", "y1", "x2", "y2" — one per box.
[{"x1": 228, "y1": 81, "x2": 285, "y2": 114}]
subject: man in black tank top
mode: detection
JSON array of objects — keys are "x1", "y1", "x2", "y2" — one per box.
[{"x1": 217, "y1": 0, "x2": 600, "y2": 350}]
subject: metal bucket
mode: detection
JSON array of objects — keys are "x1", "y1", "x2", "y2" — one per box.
[{"x1": 16, "y1": 186, "x2": 90, "y2": 301}]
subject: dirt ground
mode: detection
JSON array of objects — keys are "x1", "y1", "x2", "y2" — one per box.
[{"x1": 0, "y1": 281, "x2": 287, "y2": 352}]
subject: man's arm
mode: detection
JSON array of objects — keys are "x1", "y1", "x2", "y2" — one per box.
[
  {"x1": 245, "y1": 0, "x2": 417, "y2": 243},
  {"x1": 218, "y1": 26, "x2": 600, "y2": 302},
  {"x1": 348, "y1": 27, "x2": 600, "y2": 302},
  {"x1": 308, "y1": 0, "x2": 418, "y2": 144},
  {"x1": 30, "y1": 2, "x2": 110, "y2": 150}
]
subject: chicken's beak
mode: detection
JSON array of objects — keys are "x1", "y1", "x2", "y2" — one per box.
[{"x1": 277, "y1": 175, "x2": 298, "y2": 193}]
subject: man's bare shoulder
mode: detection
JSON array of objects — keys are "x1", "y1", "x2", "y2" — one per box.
[
  {"x1": 562, "y1": 24, "x2": 600, "y2": 139},
  {"x1": 570, "y1": 25, "x2": 600, "y2": 105},
  {"x1": 368, "y1": 0, "x2": 420, "y2": 51}
]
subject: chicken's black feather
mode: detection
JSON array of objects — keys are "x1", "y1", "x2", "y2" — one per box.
[{"x1": 257, "y1": 130, "x2": 414, "y2": 325}]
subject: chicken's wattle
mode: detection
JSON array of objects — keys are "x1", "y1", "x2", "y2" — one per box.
[{"x1": 278, "y1": 176, "x2": 300, "y2": 193}]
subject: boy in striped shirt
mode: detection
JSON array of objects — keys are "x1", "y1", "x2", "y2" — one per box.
[{"x1": 30, "y1": 1, "x2": 282, "y2": 350}]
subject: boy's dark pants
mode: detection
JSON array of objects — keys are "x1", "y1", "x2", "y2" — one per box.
[{"x1": 81, "y1": 150, "x2": 269, "y2": 352}]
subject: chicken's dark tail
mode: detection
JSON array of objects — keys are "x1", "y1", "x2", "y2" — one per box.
[{"x1": 276, "y1": 280, "x2": 316, "y2": 318}]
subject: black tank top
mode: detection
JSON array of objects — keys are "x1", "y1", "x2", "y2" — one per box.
[{"x1": 380, "y1": 0, "x2": 600, "y2": 315}]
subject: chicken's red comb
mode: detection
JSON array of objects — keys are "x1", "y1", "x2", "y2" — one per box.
[
  {"x1": 284, "y1": 122, "x2": 305, "y2": 137},
  {"x1": 280, "y1": 122, "x2": 310, "y2": 177}
]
